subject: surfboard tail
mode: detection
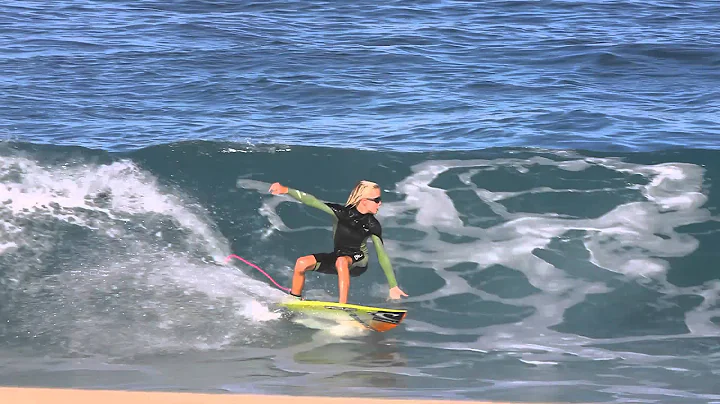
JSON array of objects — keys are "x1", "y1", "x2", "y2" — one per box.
[{"x1": 368, "y1": 311, "x2": 407, "y2": 332}]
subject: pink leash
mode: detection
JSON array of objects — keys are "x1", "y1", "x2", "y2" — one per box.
[{"x1": 225, "y1": 254, "x2": 291, "y2": 293}]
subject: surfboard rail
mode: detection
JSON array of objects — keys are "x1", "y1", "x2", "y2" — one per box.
[{"x1": 277, "y1": 300, "x2": 407, "y2": 332}]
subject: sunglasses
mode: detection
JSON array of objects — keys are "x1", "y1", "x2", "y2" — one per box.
[{"x1": 365, "y1": 196, "x2": 382, "y2": 204}]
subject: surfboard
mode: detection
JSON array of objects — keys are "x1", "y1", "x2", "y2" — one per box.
[{"x1": 277, "y1": 300, "x2": 407, "y2": 332}]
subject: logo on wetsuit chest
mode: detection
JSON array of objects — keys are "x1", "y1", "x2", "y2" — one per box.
[{"x1": 353, "y1": 253, "x2": 363, "y2": 261}]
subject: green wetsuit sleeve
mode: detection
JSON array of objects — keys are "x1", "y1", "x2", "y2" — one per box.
[
  {"x1": 286, "y1": 188, "x2": 335, "y2": 216},
  {"x1": 371, "y1": 234, "x2": 398, "y2": 288}
]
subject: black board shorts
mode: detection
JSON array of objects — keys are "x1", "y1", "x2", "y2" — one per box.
[{"x1": 312, "y1": 251, "x2": 368, "y2": 277}]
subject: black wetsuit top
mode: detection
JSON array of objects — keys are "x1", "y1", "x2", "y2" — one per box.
[
  {"x1": 286, "y1": 188, "x2": 398, "y2": 288},
  {"x1": 325, "y1": 202, "x2": 382, "y2": 258}
]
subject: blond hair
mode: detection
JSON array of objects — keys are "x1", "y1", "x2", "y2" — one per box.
[{"x1": 345, "y1": 180, "x2": 380, "y2": 207}]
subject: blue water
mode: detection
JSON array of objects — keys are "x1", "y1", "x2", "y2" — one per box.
[
  {"x1": 3, "y1": 0, "x2": 719, "y2": 152},
  {"x1": 1, "y1": 1, "x2": 720, "y2": 403}
]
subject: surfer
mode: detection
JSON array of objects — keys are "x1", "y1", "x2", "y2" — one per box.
[{"x1": 269, "y1": 180, "x2": 408, "y2": 304}]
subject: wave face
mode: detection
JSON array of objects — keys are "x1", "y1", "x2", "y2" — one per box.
[{"x1": 1, "y1": 141, "x2": 718, "y2": 403}]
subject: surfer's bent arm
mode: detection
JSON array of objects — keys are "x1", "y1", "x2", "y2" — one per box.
[
  {"x1": 371, "y1": 234, "x2": 398, "y2": 288},
  {"x1": 286, "y1": 188, "x2": 335, "y2": 216}
]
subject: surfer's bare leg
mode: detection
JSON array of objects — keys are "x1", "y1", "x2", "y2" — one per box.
[
  {"x1": 291, "y1": 255, "x2": 317, "y2": 297},
  {"x1": 335, "y1": 256, "x2": 352, "y2": 304}
]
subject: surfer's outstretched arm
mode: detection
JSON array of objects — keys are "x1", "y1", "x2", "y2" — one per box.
[
  {"x1": 269, "y1": 182, "x2": 335, "y2": 216},
  {"x1": 371, "y1": 234, "x2": 408, "y2": 300}
]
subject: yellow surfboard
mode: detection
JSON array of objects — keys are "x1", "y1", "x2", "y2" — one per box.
[{"x1": 277, "y1": 300, "x2": 407, "y2": 332}]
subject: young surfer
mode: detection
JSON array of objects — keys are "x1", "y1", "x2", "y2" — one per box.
[{"x1": 268, "y1": 180, "x2": 408, "y2": 304}]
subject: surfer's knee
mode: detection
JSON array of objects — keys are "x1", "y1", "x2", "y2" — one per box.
[
  {"x1": 335, "y1": 256, "x2": 351, "y2": 272},
  {"x1": 294, "y1": 255, "x2": 316, "y2": 273}
]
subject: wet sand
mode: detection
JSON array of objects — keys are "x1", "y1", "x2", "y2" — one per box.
[{"x1": 0, "y1": 387, "x2": 559, "y2": 404}]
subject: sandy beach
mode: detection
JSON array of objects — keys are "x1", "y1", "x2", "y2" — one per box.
[{"x1": 0, "y1": 387, "x2": 559, "y2": 404}]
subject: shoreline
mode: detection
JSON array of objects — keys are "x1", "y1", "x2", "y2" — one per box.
[{"x1": 0, "y1": 387, "x2": 560, "y2": 404}]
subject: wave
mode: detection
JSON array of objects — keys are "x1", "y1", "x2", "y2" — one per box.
[{"x1": 0, "y1": 140, "x2": 718, "y2": 365}]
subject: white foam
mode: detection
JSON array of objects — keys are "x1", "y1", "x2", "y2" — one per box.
[
  {"x1": 238, "y1": 152, "x2": 717, "y2": 360},
  {"x1": 0, "y1": 155, "x2": 285, "y2": 356},
  {"x1": 0, "y1": 156, "x2": 229, "y2": 260},
  {"x1": 292, "y1": 316, "x2": 370, "y2": 338},
  {"x1": 0, "y1": 242, "x2": 17, "y2": 254},
  {"x1": 241, "y1": 300, "x2": 282, "y2": 322},
  {"x1": 684, "y1": 280, "x2": 720, "y2": 335},
  {"x1": 394, "y1": 161, "x2": 464, "y2": 228},
  {"x1": 376, "y1": 153, "x2": 718, "y2": 359}
]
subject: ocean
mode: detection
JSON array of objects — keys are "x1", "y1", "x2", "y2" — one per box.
[{"x1": 1, "y1": 1, "x2": 719, "y2": 403}]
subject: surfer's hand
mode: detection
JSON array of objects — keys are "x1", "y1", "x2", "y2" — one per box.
[
  {"x1": 388, "y1": 286, "x2": 408, "y2": 300},
  {"x1": 269, "y1": 182, "x2": 288, "y2": 195}
]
